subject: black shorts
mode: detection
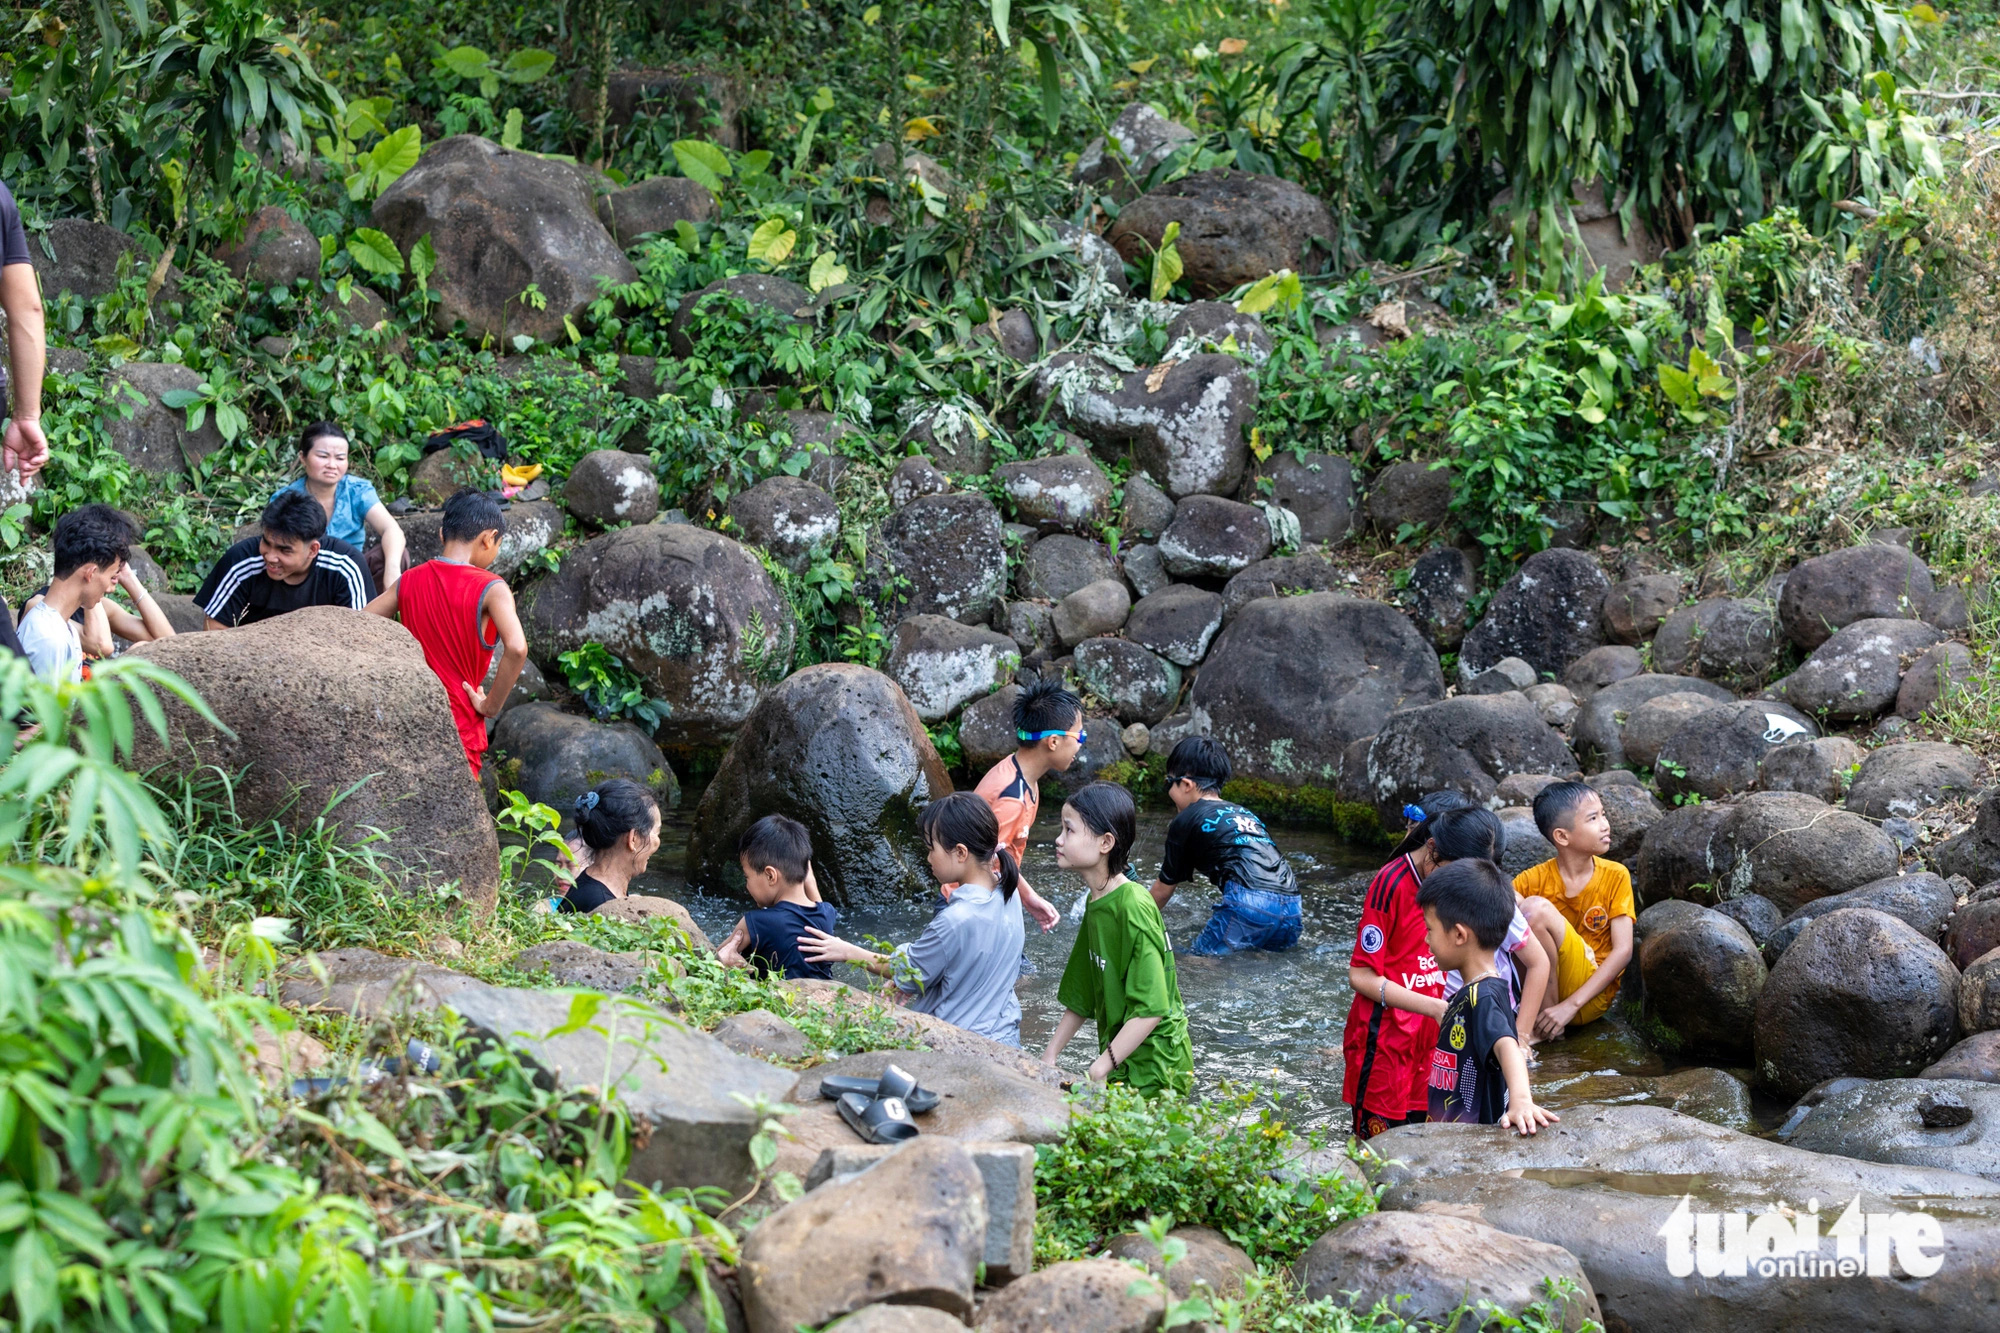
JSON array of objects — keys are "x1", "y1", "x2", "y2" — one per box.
[{"x1": 1352, "y1": 1106, "x2": 1427, "y2": 1142}]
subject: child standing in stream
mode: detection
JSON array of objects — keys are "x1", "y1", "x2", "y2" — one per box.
[{"x1": 1042, "y1": 782, "x2": 1193, "y2": 1095}]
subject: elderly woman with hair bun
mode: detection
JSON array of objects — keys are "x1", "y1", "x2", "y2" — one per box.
[{"x1": 550, "y1": 779, "x2": 661, "y2": 914}]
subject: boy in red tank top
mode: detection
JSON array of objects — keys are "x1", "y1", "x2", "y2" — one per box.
[{"x1": 366, "y1": 489, "x2": 528, "y2": 776}]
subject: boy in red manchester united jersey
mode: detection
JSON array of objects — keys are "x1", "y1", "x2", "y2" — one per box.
[{"x1": 365, "y1": 489, "x2": 527, "y2": 776}]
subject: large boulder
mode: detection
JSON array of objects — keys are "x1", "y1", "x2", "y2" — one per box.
[
  {"x1": 406, "y1": 446, "x2": 497, "y2": 505},
  {"x1": 1845, "y1": 741, "x2": 1983, "y2": 821},
  {"x1": 1359, "y1": 693, "x2": 1579, "y2": 823},
  {"x1": 1633, "y1": 801, "x2": 1733, "y2": 904},
  {"x1": 1157, "y1": 495, "x2": 1271, "y2": 578},
  {"x1": 1124, "y1": 584, "x2": 1224, "y2": 666},
  {"x1": 1239, "y1": 451, "x2": 1356, "y2": 545},
  {"x1": 1191, "y1": 594, "x2": 1444, "y2": 786},
  {"x1": 1946, "y1": 898, "x2": 2000, "y2": 971},
  {"x1": 1639, "y1": 905, "x2": 1767, "y2": 1059},
  {"x1": 973, "y1": 1259, "x2": 1164, "y2": 1333},
  {"x1": 1031, "y1": 353, "x2": 1255, "y2": 498},
  {"x1": 215, "y1": 204, "x2": 320, "y2": 286},
  {"x1": 667, "y1": 273, "x2": 813, "y2": 363},
  {"x1": 448, "y1": 985, "x2": 795, "y2": 1194},
  {"x1": 131, "y1": 609, "x2": 500, "y2": 906},
  {"x1": 1788, "y1": 1078, "x2": 2000, "y2": 1181},
  {"x1": 882, "y1": 616, "x2": 1020, "y2": 723},
  {"x1": 1572, "y1": 673, "x2": 1734, "y2": 770},
  {"x1": 1778, "y1": 543, "x2": 1938, "y2": 650},
  {"x1": 1779, "y1": 618, "x2": 1948, "y2": 721},
  {"x1": 901, "y1": 403, "x2": 995, "y2": 477},
  {"x1": 394, "y1": 499, "x2": 562, "y2": 580},
  {"x1": 1755, "y1": 735, "x2": 1866, "y2": 804},
  {"x1": 687, "y1": 665, "x2": 950, "y2": 905},
  {"x1": 1927, "y1": 1030, "x2": 2000, "y2": 1082},
  {"x1": 1458, "y1": 548, "x2": 1611, "y2": 683},
  {"x1": 1937, "y1": 789, "x2": 2000, "y2": 886},
  {"x1": 1104, "y1": 1225, "x2": 1255, "y2": 1301},
  {"x1": 1290, "y1": 1212, "x2": 1600, "y2": 1332},
  {"x1": 373, "y1": 135, "x2": 637, "y2": 342},
  {"x1": 1620, "y1": 691, "x2": 1729, "y2": 771},
  {"x1": 1754, "y1": 908, "x2": 1961, "y2": 1096},
  {"x1": 490, "y1": 702, "x2": 680, "y2": 817},
  {"x1": 1764, "y1": 873, "x2": 1957, "y2": 963},
  {"x1": 740, "y1": 1139, "x2": 986, "y2": 1333},
  {"x1": 1219, "y1": 552, "x2": 1343, "y2": 620},
  {"x1": 1560, "y1": 646, "x2": 1641, "y2": 702},
  {"x1": 728, "y1": 476, "x2": 840, "y2": 569},
  {"x1": 1108, "y1": 169, "x2": 1333, "y2": 297},
  {"x1": 597, "y1": 174, "x2": 717, "y2": 247},
  {"x1": 1650, "y1": 598, "x2": 1782, "y2": 692},
  {"x1": 28, "y1": 217, "x2": 180, "y2": 303},
  {"x1": 1074, "y1": 637, "x2": 1182, "y2": 726},
  {"x1": 875, "y1": 493, "x2": 1009, "y2": 625},
  {"x1": 958, "y1": 685, "x2": 1021, "y2": 772},
  {"x1": 100, "y1": 363, "x2": 225, "y2": 474},
  {"x1": 563, "y1": 448, "x2": 660, "y2": 527},
  {"x1": 1073, "y1": 101, "x2": 1197, "y2": 198},
  {"x1": 1017, "y1": 533, "x2": 1122, "y2": 603},
  {"x1": 1372, "y1": 1103, "x2": 2000, "y2": 1333},
  {"x1": 1403, "y1": 545, "x2": 1478, "y2": 650},
  {"x1": 1713, "y1": 791, "x2": 1902, "y2": 915},
  {"x1": 1655, "y1": 701, "x2": 1817, "y2": 802},
  {"x1": 1598, "y1": 780, "x2": 1666, "y2": 865},
  {"x1": 1364, "y1": 460, "x2": 1454, "y2": 535},
  {"x1": 1601, "y1": 573, "x2": 1683, "y2": 645},
  {"x1": 524, "y1": 525, "x2": 794, "y2": 745},
  {"x1": 1897, "y1": 640, "x2": 1975, "y2": 720},
  {"x1": 996, "y1": 452, "x2": 1112, "y2": 534}
]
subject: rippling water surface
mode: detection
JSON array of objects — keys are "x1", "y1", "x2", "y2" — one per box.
[{"x1": 636, "y1": 795, "x2": 1703, "y2": 1133}]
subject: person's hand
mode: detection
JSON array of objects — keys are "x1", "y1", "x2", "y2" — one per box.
[
  {"x1": 3, "y1": 418, "x2": 48, "y2": 481},
  {"x1": 1501, "y1": 1100, "x2": 1559, "y2": 1136},
  {"x1": 797, "y1": 926, "x2": 862, "y2": 964},
  {"x1": 1027, "y1": 895, "x2": 1060, "y2": 931},
  {"x1": 463, "y1": 679, "x2": 496, "y2": 718},
  {"x1": 1534, "y1": 1000, "x2": 1576, "y2": 1040},
  {"x1": 1087, "y1": 1051, "x2": 1115, "y2": 1083},
  {"x1": 116, "y1": 564, "x2": 146, "y2": 595}
]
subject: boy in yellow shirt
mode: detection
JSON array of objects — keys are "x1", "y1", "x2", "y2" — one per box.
[{"x1": 1514, "y1": 781, "x2": 1634, "y2": 1039}]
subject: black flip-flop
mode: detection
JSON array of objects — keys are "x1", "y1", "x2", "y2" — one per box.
[
  {"x1": 818, "y1": 1063, "x2": 940, "y2": 1114},
  {"x1": 836, "y1": 1091, "x2": 919, "y2": 1145}
]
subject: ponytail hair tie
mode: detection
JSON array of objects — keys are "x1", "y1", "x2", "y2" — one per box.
[
  {"x1": 575, "y1": 790, "x2": 601, "y2": 815},
  {"x1": 1402, "y1": 803, "x2": 1427, "y2": 823}
]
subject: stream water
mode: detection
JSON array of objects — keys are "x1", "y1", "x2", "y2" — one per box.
[{"x1": 633, "y1": 797, "x2": 1771, "y2": 1135}]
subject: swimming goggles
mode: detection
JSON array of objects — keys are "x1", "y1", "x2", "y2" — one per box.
[{"x1": 1018, "y1": 727, "x2": 1086, "y2": 742}]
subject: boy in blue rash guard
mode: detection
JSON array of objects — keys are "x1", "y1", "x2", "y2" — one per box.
[{"x1": 1149, "y1": 737, "x2": 1301, "y2": 955}]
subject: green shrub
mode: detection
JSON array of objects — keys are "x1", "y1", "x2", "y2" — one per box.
[{"x1": 1034, "y1": 1083, "x2": 1377, "y2": 1265}]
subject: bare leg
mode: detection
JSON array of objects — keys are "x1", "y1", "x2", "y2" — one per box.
[{"x1": 1522, "y1": 897, "x2": 1567, "y2": 1016}]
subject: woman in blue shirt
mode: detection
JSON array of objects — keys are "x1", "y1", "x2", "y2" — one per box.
[{"x1": 274, "y1": 422, "x2": 406, "y2": 589}]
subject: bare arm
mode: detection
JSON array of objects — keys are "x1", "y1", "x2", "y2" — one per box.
[
  {"x1": 796, "y1": 926, "x2": 899, "y2": 978},
  {"x1": 1510, "y1": 930, "x2": 1551, "y2": 1047},
  {"x1": 114, "y1": 566, "x2": 174, "y2": 641},
  {"x1": 363, "y1": 583, "x2": 400, "y2": 619},
  {"x1": 1349, "y1": 963, "x2": 1447, "y2": 1021},
  {"x1": 1, "y1": 262, "x2": 47, "y2": 479},
  {"x1": 1150, "y1": 877, "x2": 1176, "y2": 909},
  {"x1": 716, "y1": 918, "x2": 750, "y2": 969},
  {"x1": 364, "y1": 503, "x2": 405, "y2": 589},
  {"x1": 1018, "y1": 877, "x2": 1059, "y2": 930},
  {"x1": 468, "y1": 581, "x2": 527, "y2": 718},
  {"x1": 1542, "y1": 915, "x2": 1633, "y2": 1032},
  {"x1": 1090, "y1": 1014, "x2": 1164, "y2": 1082},
  {"x1": 1042, "y1": 1009, "x2": 1087, "y2": 1067},
  {"x1": 1496, "y1": 1036, "x2": 1558, "y2": 1135}
]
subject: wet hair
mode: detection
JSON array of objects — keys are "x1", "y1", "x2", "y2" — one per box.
[
  {"x1": 919, "y1": 791, "x2": 1019, "y2": 901},
  {"x1": 299, "y1": 421, "x2": 348, "y2": 455},
  {"x1": 1014, "y1": 677, "x2": 1082, "y2": 739},
  {"x1": 1430, "y1": 806, "x2": 1503, "y2": 864},
  {"x1": 441, "y1": 488, "x2": 506, "y2": 544},
  {"x1": 51, "y1": 504, "x2": 135, "y2": 579},
  {"x1": 261, "y1": 490, "x2": 327, "y2": 544},
  {"x1": 1063, "y1": 781, "x2": 1137, "y2": 875},
  {"x1": 1390, "y1": 789, "x2": 1475, "y2": 857},
  {"x1": 1533, "y1": 781, "x2": 1598, "y2": 844},
  {"x1": 574, "y1": 778, "x2": 659, "y2": 851},
  {"x1": 1165, "y1": 735, "x2": 1231, "y2": 792},
  {"x1": 1416, "y1": 858, "x2": 1514, "y2": 949},
  {"x1": 738, "y1": 813, "x2": 812, "y2": 884}
]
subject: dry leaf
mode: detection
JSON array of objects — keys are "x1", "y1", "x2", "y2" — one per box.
[
  {"x1": 1146, "y1": 360, "x2": 1178, "y2": 393},
  {"x1": 1365, "y1": 300, "x2": 1410, "y2": 340},
  {"x1": 1218, "y1": 38, "x2": 1248, "y2": 56}
]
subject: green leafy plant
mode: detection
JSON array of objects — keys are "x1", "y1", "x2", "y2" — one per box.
[{"x1": 556, "y1": 642, "x2": 673, "y2": 730}]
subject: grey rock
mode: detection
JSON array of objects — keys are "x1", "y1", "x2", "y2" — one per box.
[
  {"x1": 1622, "y1": 691, "x2": 1731, "y2": 771},
  {"x1": 1639, "y1": 906, "x2": 1767, "y2": 1059},
  {"x1": 1572, "y1": 673, "x2": 1736, "y2": 771},
  {"x1": 1459, "y1": 548, "x2": 1611, "y2": 681},
  {"x1": 1158, "y1": 494, "x2": 1272, "y2": 578},
  {"x1": 1359, "y1": 693, "x2": 1578, "y2": 823},
  {"x1": 888, "y1": 456, "x2": 951, "y2": 508},
  {"x1": 1946, "y1": 898, "x2": 2000, "y2": 971},
  {"x1": 667, "y1": 273, "x2": 811, "y2": 363},
  {"x1": 1404, "y1": 545, "x2": 1477, "y2": 650},
  {"x1": 1524, "y1": 681, "x2": 1580, "y2": 730},
  {"x1": 1756, "y1": 736, "x2": 1866, "y2": 805},
  {"x1": 216, "y1": 205, "x2": 320, "y2": 286},
  {"x1": 1780, "y1": 617, "x2": 1948, "y2": 720},
  {"x1": 523, "y1": 524, "x2": 793, "y2": 745},
  {"x1": 511, "y1": 939, "x2": 654, "y2": 992},
  {"x1": 959, "y1": 685, "x2": 1022, "y2": 773},
  {"x1": 1194, "y1": 594, "x2": 1444, "y2": 787},
  {"x1": 1108, "y1": 168, "x2": 1333, "y2": 298},
  {"x1": 100, "y1": 363, "x2": 225, "y2": 474},
  {"x1": 1050, "y1": 219, "x2": 1130, "y2": 293},
  {"x1": 1712, "y1": 893, "x2": 1785, "y2": 949},
  {"x1": 1846, "y1": 741, "x2": 1983, "y2": 821},
  {"x1": 375, "y1": 135, "x2": 636, "y2": 343},
  {"x1": 876, "y1": 493, "x2": 1009, "y2": 625},
  {"x1": 901, "y1": 403, "x2": 993, "y2": 477},
  {"x1": 883, "y1": 616, "x2": 1020, "y2": 722},
  {"x1": 729, "y1": 476, "x2": 840, "y2": 568},
  {"x1": 1651, "y1": 597, "x2": 1782, "y2": 692},
  {"x1": 1074, "y1": 637, "x2": 1181, "y2": 725},
  {"x1": 1120, "y1": 474, "x2": 1177, "y2": 541},
  {"x1": 564, "y1": 448, "x2": 661, "y2": 527},
  {"x1": 1125, "y1": 585, "x2": 1224, "y2": 666},
  {"x1": 449, "y1": 984, "x2": 797, "y2": 1192},
  {"x1": 996, "y1": 453, "x2": 1112, "y2": 534},
  {"x1": 1898, "y1": 641, "x2": 1976, "y2": 720},
  {"x1": 597, "y1": 174, "x2": 717, "y2": 247},
  {"x1": 1031, "y1": 353, "x2": 1255, "y2": 498},
  {"x1": 1779, "y1": 543, "x2": 1937, "y2": 650},
  {"x1": 1465, "y1": 655, "x2": 1538, "y2": 695},
  {"x1": 1714, "y1": 790, "x2": 1902, "y2": 915},
  {"x1": 1121, "y1": 722, "x2": 1151, "y2": 756},
  {"x1": 1496, "y1": 807, "x2": 1559, "y2": 877},
  {"x1": 1936, "y1": 788, "x2": 2000, "y2": 885},
  {"x1": 1601, "y1": 573, "x2": 1684, "y2": 645},
  {"x1": 1765, "y1": 873, "x2": 1958, "y2": 963},
  {"x1": 279, "y1": 947, "x2": 488, "y2": 1020},
  {"x1": 1789, "y1": 1078, "x2": 2000, "y2": 1180},
  {"x1": 29, "y1": 217, "x2": 181, "y2": 304},
  {"x1": 1598, "y1": 780, "x2": 1665, "y2": 865},
  {"x1": 1073, "y1": 101, "x2": 1197, "y2": 199},
  {"x1": 711, "y1": 1009, "x2": 812, "y2": 1062},
  {"x1": 686, "y1": 664, "x2": 950, "y2": 906},
  {"x1": 1963, "y1": 950, "x2": 2000, "y2": 1035},
  {"x1": 1364, "y1": 460, "x2": 1454, "y2": 535},
  {"x1": 491, "y1": 702, "x2": 680, "y2": 816},
  {"x1": 1052, "y1": 579, "x2": 1132, "y2": 648},
  {"x1": 806, "y1": 1141, "x2": 1037, "y2": 1288},
  {"x1": 1238, "y1": 451, "x2": 1355, "y2": 544},
  {"x1": 1219, "y1": 552, "x2": 1344, "y2": 620},
  {"x1": 1121, "y1": 544, "x2": 1171, "y2": 598},
  {"x1": 1017, "y1": 533, "x2": 1122, "y2": 603},
  {"x1": 1002, "y1": 602, "x2": 1058, "y2": 660},
  {"x1": 1168, "y1": 301, "x2": 1274, "y2": 366},
  {"x1": 1633, "y1": 800, "x2": 1734, "y2": 904},
  {"x1": 1656, "y1": 701, "x2": 1819, "y2": 803},
  {"x1": 1925, "y1": 1030, "x2": 2000, "y2": 1082},
  {"x1": 1107, "y1": 1225, "x2": 1256, "y2": 1301}
]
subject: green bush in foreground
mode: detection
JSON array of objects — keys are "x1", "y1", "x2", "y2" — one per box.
[{"x1": 1034, "y1": 1083, "x2": 1377, "y2": 1266}]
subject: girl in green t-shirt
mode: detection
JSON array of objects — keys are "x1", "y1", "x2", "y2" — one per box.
[{"x1": 1042, "y1": 782, "x2": 1195, "y2": 1096}]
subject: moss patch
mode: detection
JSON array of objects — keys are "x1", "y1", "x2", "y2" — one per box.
[{"x1": 1082, "y1": 759, "x2": 1388, "y2": 844}]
